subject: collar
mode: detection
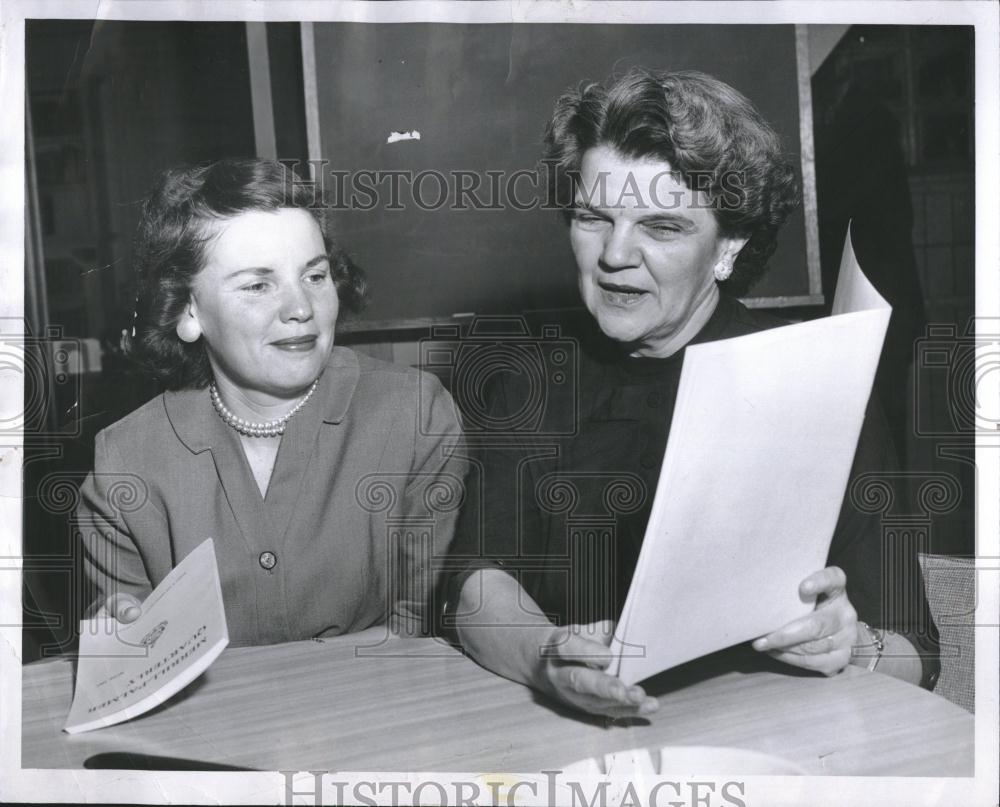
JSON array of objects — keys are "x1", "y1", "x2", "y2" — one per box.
[
  {"x1": 628, "y1": 284, "x2": 721, "y2": 359},
  {"x1": 605, "y1": 291, "x2": 737, "y2": 378},
  {"x1": 164, "y1": 345, "x2": 360, "y2": 453}
]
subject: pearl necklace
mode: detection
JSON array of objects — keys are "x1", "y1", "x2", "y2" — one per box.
[{"x1": 210, "y1": 379, "x2": 319, "y2": 438}]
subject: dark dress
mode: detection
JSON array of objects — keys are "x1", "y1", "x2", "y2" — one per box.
[{"x1": 446, "y1": 294, "x2": 940, "y2": 687}]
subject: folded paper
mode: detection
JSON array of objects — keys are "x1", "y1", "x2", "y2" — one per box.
[{"x1": 64, "y1": 538, "x2": 229, "y2": 733}]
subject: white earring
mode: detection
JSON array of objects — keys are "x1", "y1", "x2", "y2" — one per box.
[
  {"x1": 714, "y1": 259, "x2": 734, "y2": 282},
  {"x1": 176, "y1": 316, "x2": 202, "y2": 343}
]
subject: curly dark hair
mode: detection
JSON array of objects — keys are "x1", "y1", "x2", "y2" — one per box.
[
  {"x1": 127, "y1": 159, "x2": 367, "y2": 390},
  {"x1": 542, "y1": 68, "x2": 800, "y2": 295}
]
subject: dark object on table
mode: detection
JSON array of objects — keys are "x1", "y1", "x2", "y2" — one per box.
[{"x1": 83, "y1": 752, "x2": 256, "y2": 771}]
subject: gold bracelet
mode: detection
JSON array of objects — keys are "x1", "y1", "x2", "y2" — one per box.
[{"x1": 855, "y1": 621, "x2": 885, "y2": 672}]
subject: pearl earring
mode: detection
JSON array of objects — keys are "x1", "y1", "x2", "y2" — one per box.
[
  {"x1": 714, "y1": 259, "x2": 734, "y2": 282},
  {"x1": 176, "y1": 317, "x2": 202, "y2": 343}
]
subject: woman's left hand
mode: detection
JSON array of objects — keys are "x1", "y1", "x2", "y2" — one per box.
[{"x1": 751, "y1": 566, "x2": 858, "y2": 676}]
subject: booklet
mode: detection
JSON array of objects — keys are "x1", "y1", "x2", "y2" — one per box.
[
  {"x1": 610, "y1": 228, "x2": 891, "y2": 685},
  {"x1": 64, "y1": 538, "x2": 229, "y2": 734}
]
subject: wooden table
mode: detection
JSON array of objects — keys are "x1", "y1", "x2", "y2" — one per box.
[{"x1": 21, "y1": 628, "x2": 973, "y2": 775}]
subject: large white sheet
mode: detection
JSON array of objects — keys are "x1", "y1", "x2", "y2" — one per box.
[{"x1": 611, "y1": 228, "x2": 890, "y2": 684}]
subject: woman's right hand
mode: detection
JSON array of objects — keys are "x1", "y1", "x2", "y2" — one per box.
[
  {"x1": 101, "y1": 592, "x2": 143, "y2": 623},
  {"x1": 536, "y1": 620, "x2": 659, "y2": 719},
  {"x1": 455, "y1": 571, "x2": 657, "y2": 719}
]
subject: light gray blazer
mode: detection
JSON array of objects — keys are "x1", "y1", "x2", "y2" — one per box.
[{"x1": 78, "y1": 347, "x2": 467, "y2": 645}]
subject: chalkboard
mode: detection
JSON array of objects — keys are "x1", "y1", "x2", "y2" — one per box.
[{"x1": 307, "y1": 23, "x2": 819, "y2": 329}]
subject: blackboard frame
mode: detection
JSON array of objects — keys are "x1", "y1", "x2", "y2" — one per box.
[{"x1": 301, "y1": 22, "x2": 821, "y2": 332}]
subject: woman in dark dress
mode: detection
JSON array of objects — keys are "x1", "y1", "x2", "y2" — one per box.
[{"x1": 445, "y1": 69, "x2": 939, "y2": 718}]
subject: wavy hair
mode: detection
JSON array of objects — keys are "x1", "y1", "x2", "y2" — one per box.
[
  {"x1": 128, "y1": 159, "x2": 366, "y2": 390},
  {"x1": 543, "y1": 68, "x2": 799, "y2": 295}
]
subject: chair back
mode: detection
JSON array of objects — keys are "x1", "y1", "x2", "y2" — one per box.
[{"x1": 918, "y1": 553, "x2": 975, "y2": 712}]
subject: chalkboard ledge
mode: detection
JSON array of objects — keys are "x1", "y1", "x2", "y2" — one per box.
[{"x1": 337, "y1": 294, "x2": 825, "y2": 336}]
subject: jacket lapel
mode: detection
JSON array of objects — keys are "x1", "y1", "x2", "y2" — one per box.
[
  {"x1": 261, "y1": 348, "x2": 359, "y2": 545},
  {"x1": 163, "y1": 385, "x2": 267, "y2": 552},
  {"x1": 162, "y1": 348, "x2": 361, "y2": 553}
]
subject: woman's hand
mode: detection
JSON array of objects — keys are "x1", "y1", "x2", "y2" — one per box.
[
  {"x1": 536, "y1": 620, "x2": 659, "y2": 719},
  {"x1": 455, "y1": 571, "x2": 657, "y2": 719},
  {"x1": 751, "y1": 566, "x2": 857, "y2": 676},
  {"x1": 100, "y1": 592, "x2": 143, "y2": 624}
]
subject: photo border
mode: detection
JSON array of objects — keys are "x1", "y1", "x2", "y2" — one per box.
[{"x1": 2, "y1": 2, "x2": 997, "y2": 805}]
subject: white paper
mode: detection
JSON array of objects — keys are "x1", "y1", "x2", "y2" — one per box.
[
  {"x1": 611, "y1": 227, "x2": 891, "y2": 684},
  {"x1": 64, "y1": 538, "x2": 229, "y2": 734}
]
